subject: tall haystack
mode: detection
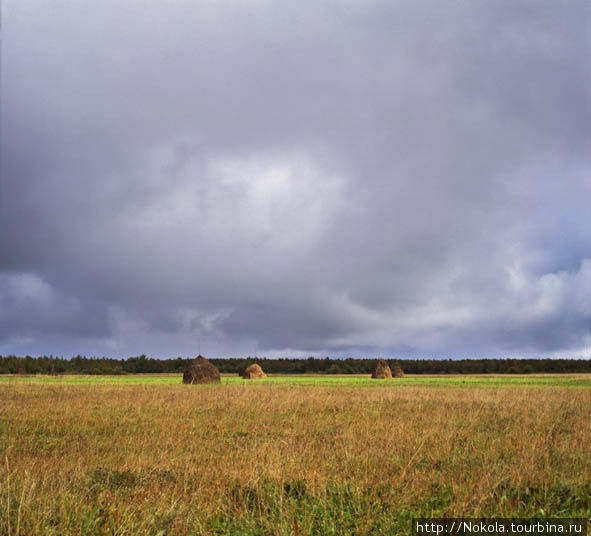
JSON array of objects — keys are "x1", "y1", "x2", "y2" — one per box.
[
  {"x1": 182, "y1": 355, "x2": 220, "y2": 384},
  {"x1": 392, "y1": 361, "x2": 405, "y2": 378},
  {"x1": 371, "y1": 359, "x2": 392, "y2": 379},
  {"x1": 241, "y1": 363, "x2": 266, "y2": 379}
]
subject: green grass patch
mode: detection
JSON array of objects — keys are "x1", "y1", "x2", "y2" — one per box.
[{"x1": 1, "y1": 373, "x2": 590, "y2": 388}]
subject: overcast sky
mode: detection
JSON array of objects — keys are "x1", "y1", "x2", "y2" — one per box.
[{"x1": 1, "y1": 0, "x2": 590, "y2": 359}]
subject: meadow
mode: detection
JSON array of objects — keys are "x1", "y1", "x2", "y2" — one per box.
[{"x1": 1, "y1": 374, "x2": 590, "y2": 535}]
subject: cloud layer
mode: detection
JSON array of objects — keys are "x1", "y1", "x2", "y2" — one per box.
[{"x1": 2, "y1": 0, "x2": 590, "y2": 358}]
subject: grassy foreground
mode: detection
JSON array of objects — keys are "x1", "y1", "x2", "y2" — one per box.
[{"x1": 1, "y1": 375, "x2": 590, "y2": 535}]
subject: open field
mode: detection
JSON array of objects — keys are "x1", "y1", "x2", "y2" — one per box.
[
  {"x1": 2, "y1": 373, "x2": 591, "y2": 388},
  {"x1": 1, "y1": 375, "x2": 590, "y2": 535}
]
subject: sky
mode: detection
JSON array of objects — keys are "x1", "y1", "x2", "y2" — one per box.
[{"x1": 1, "y1": 0, "x2": 590, "y2": 359}]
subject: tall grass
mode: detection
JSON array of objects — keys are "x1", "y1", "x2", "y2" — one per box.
[{"x1": 1, "y1": 377, "x2": 590, "y2": 535}]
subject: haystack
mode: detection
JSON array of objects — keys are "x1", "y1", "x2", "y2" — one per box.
[
  {"x1": 392, "y1": 361, "x2": 405, "y2": 378},
  {"x1": 182, "y1": 355, "x2": 220, "y2": 384},
  {"x1": 241, "y1": 363, "x2": 266, "y2": 379},
  {"x1": 371, "y1": 359, "x2": 392, "y2": 379}
]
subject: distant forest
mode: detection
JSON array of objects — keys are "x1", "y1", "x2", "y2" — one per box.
[{"x1": 1, "y1": 355, "x2": 590, "y2": 375}]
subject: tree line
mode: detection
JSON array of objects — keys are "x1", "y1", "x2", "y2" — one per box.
[{"x1": 0, "y1": 354, "x2": 590, "y2": 375}]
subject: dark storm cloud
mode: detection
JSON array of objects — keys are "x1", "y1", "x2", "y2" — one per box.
[{"x1": 1, "y1": 0, "x2": 590, "y2": 358}]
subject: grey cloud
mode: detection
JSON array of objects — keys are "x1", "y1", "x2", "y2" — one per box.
[{"x1": 1, "y1": 0, "x2": 590, "y2": 358}]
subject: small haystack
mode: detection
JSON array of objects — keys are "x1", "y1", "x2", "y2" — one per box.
[
  {"x1": 392, "y1": 361, "x2": 405, "y2": 378},
  {"x1": 241, "y1": 363, "x2": 266, "y2": 379},
  {"x1": 371, "y1": 359, "x2": 392, "y2": 379},
  {"x1": 182, "y1": 355, "x2": 221, "y2": 384}
]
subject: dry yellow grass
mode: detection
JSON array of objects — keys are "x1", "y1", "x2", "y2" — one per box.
[{"x1": 1, "y1": 378, "x2": 590, "y2": 535}]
